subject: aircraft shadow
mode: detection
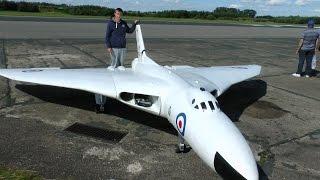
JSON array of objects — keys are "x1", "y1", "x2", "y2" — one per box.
[
  {"x1": 15, "y1": 79, "x2": 267, "y2": 133},
  {"x1": 15, "y1": 84, "x2": 177, "y2": 135},
  {"x1": 217, "y1": 79, "x2": 267, "y2": 122},
  {"x1": 313, "y1": 69, "x2": 320, "y2": 77}
]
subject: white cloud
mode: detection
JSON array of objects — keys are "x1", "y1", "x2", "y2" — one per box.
[
  {"x1": 266, "y1": 0, "x2": 288, "y2": 6},
  {"x1": 240, "y1": 0, "x2": 260, "y2": 2},
  {"x1": 315, "y1": 9, "x2": 320, "y2": 13},
  {"x1": 229, "y1": 4, "x2": 242, "y2": 9},
  {"x1": 295, "y1": 0, "x2": 312, "y2": 6},
  {"x1": 162, "y1": 0, "x2": 180, "y2": 3}
]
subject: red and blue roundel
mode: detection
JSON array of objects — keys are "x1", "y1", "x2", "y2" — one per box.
[{"x1": 176, "y1": 113, "x2": 186, "y2": 136}]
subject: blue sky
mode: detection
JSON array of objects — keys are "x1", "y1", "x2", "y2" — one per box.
[{"x1": 16, "y1": 0, "x2": 320, "y2": 16}]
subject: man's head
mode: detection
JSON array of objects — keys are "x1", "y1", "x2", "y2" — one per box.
[
  {"x1": 307, "y1": 19, "x2": 315, "y2": 28},
  {"x1": 114, "y1": 8, "x2": 123, "y2": 19}
]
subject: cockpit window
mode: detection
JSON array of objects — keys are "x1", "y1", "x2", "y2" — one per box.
[
  {"x1": 208, "y1": 101, "x2": 215, "y2": 110},
  {"x1": 192, "y1": 99, "x2": 195, "y2": 104},
  {"x1": 194, "y1": 105, "x2": 199, "y2": 109},
  {"x1": 215, "y1": 101, "x2": 220, "y2": 109},
  {"x1": 200, "y1": 102, "x2": 207, "y2": 110}
]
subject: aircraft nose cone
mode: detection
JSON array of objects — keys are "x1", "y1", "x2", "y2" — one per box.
[{"x1": 214, "y1": 152, "x2": 258, "y2": 180}]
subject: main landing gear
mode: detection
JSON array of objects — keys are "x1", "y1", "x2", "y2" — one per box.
[{"x1": 95, "y1": 104, "x2": 105, "y2": 114}]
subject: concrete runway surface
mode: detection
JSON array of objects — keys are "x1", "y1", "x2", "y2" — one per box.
[{"x1": 0, "y1": 18, "x2": 319, "y2": 179}]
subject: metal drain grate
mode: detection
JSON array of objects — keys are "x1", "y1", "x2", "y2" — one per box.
[{"x1": 65, "y1": 123, "x2": 127, "y2": 143}]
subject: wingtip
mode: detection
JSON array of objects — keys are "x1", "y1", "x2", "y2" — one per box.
[
  {"x1": 0, "y1": 68, "x2": 8, "y2": 74},
  {"x1": 249, "y1": 65, "x2": 262, "y2": 75}
]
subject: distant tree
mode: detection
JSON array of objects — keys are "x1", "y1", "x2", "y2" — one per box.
[
  {"x1": 213, "y1": 7, "x2": 240, "y2": 18},
  {"x1": 0, "y1": 1, "x2": 18, "y2": 11},
  {"x1": 256, "y1": 15, "x2": 274, "y2": 19},
  {"x1": 242, "y1": 9, "x2": 256, "y2": 18},
  {"x1": 17, "y1": 2, "x2": 39, "y2": 12},
  {"x1": 67, "y1": 5, "x2": 113, "y2": 16},
  {"x1": 1, "y1": 2, "x2": 319, "y2": 25}
]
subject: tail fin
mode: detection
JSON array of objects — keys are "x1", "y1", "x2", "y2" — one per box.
[
  {"x1": 136, "y1": 24, "x2": 147, "y2": 60},
  {"x1": 134, "y1": 24, "x2": 158, "y2": 66}
]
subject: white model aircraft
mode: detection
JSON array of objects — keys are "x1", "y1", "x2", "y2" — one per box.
[{"x1": 0, "y1": 25, "x2": 261, "y2": 180}]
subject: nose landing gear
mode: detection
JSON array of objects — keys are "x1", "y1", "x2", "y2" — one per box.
[
  {"x1": 175, "y1": 135, "x2": 191, "y2": 153},
  {"x1": 175, "y1": 143, "x2": 187, "y2": 153}
]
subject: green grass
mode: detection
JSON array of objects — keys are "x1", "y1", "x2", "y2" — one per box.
[
  {"x1": 0, "y1": 10, "x2": 303, "y2": 26},
  {"x1": 125, "y1": 16, "x2": 277, "y2": 25},
  {"x1": 0, "y1": 167, "x2": 42, "y2": 180},
  {"x1": 0, "y1": 10, "x2": 105, "y2": 18}
]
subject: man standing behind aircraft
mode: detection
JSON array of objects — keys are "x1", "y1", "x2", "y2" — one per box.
[
  {"x1": 293, "y1": 19, "x2": 319, "y2": 78},
  {"x1": 106, "y1": 8, "x2": 139, "y2": 67},
  {"x1": 95, "y1": 8, "x2": 139, "y2": 113}
]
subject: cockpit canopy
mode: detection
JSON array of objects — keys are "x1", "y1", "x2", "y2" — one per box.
[
  {"x1": 188, "y1": 87, "x2": 220, "y2": 112},
  {"x1": 192, "y1": 98, "x2": 220, "y2": 112}
]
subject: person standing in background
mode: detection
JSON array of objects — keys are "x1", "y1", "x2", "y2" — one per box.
[
  {"x1": 292, "y1": 20, "x2": 319, "y2": 78},
  {"x1": 312, "y1": 28, "x2": 320, "y2": 72}
]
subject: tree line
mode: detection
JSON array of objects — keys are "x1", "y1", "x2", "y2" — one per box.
[{"x1": 0, "y1": 1, "x2": 319, "y2": 24}]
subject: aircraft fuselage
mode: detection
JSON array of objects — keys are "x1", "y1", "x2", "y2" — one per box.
[{"x1": 117, "y1": 59, "x2": 259, "y2": 180}]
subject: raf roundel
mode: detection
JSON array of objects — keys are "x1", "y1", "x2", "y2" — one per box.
[{"x1": 176, "y1": 113, "x2": 186, "y2": 136}]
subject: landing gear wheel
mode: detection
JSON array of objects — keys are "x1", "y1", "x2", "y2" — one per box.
[{"x1": 175, "y1": 143, "x2": 186, "y2": 153}]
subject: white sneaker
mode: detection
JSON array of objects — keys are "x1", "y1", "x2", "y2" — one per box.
[
  {"x1": 292, "y1": 73, "x2": 301, "y2": 77},
  {"x1": 305, "y1": 75, "x2": 310, "y2": 78}
]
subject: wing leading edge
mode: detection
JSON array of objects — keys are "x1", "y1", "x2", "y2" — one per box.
[
  {"x1": 0, "y1": 68, "x2": 169, "y2": 99},
  {"x1": 172, "y1": 65, "x2": 261, "y2": 96},
  {"x1": 0, "y1": 68, "x2": 118, "y2": 98}
]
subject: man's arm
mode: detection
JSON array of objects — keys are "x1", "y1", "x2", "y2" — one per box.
[
  {"x1": 296, "y1": 38, "x2": 303, "y2": 54},
  {"x1": 105, "y1": 22, "x2": 112, "y2": 51},
  {"x1": 316, "y1": 38, "x2": 319, "y2": 51},
  {"x1": 125, "y1": 20, "x2": 138, "y2": 33}
]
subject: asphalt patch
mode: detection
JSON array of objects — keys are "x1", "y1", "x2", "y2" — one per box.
[
  {"x1": 245, "y1": 100, "x2": 288, "y2": 119},
  {"x1": 65, "y1": 123, "x2": 127, "y2": 143}
]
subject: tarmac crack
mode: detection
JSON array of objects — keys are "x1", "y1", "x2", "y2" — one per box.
[
  {"x1": 11, "y1": 53, "x2": 71, "y2": 58},
  {"x1": 268, "y1": 129, "x2": 320, "y2": 148},
  {"x1": 262, "y1": 62, "x2": 290, "y2": 69},
  {"x1": 267, "y1": 83, "x2": 320, "y2": 102},
  {"x1": 55, "y1": 58, "x2": 68, "y2": 68},
  {"x1": 257, "y1": 129, "x2": 320, "y2": 174},
  {"x1": 0, "y1": 101, "x2": 46, "y2": 111},
  {"x1": 280, "y1": 163, "x2": 320, "y2": 177},
  {"x1": 152, "y1": 49, "x2": 208, "y2": 67},
  {"x1": 59, "y1": 40, "x2": 106, "y2": 65},
  {"x1": 260, "y1": 72, "x2": 292, "y2": 78}
]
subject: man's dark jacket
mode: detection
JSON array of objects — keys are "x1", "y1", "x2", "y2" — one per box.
[{"x1": 105, "y1": 19, "x2": 136, "y2": 48}]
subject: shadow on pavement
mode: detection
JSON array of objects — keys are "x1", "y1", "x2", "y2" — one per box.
[
  {"x1": 218, "y1": 80, "x2": 267, "y2": 122},
  {"x1": 15, "y1": 79, "x2": 267, "y2": 133},
  {"x1": 16, "y1": 84, "x2": 177, "y2": 135}
]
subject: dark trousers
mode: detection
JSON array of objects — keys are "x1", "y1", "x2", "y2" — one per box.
[{"x1": 297, "y1": 50, "x2": 314, "y2": 76}]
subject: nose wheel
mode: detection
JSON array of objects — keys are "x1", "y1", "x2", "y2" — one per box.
[
  {"x1": 175, "y1": 135, "x2": 190, "y2": 153},
  {"x1": 175, "y1": 143, "x2": 187, "y2": 153}
]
